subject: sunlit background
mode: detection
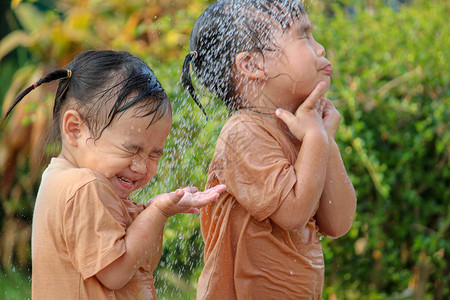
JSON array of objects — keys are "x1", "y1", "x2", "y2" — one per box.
[{"x1": 0, "y1": 0, "x2": 448, "y2": 299}]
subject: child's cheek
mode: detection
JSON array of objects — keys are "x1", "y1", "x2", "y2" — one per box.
[{"x1": 143, "y1": 170, "x2": 156, "y2": 187}]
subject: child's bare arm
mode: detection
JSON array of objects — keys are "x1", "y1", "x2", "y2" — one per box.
[
  {"x1": 315, "y1": 140, "x2": 356, "y2": 238},
  {"x1": 315, "y1": 99, "x2": 356, "y2": 237},
  {"x1": 273, "y1": 82, "x2": 330, "y2": 230},
  {"x1": 95, "y1": 185, "x2": 226, "y2": 290}
]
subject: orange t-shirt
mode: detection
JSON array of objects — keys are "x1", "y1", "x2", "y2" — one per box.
[
  {"x1": 32, "y1": 157, "x2": 156, "y2": 299},
  {"x1": 197, "y1": 111, "x2": 324, "y2": 300}
]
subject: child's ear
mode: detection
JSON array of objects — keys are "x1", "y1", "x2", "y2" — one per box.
[
  {"x1": 62, "y1": 109, "x2": 85, "y2": 146},
  {"x1": 235, "y1": 51, "x2": 265, "y2": 80}
]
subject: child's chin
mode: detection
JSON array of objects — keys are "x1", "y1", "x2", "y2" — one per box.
[
  {"x1": 117, "y1": 192, "x2": 131, "y2": 200},
  {"x1": 320, "y1": 77, "x2": 331, "y2": 90},
  {"x1": 113, "y1": 185, "x2": 133, "y2": 199}
]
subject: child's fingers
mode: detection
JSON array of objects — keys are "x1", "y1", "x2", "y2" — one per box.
[
  {"x1": 196, "y1": 186, "x2": 226, "y2": 203},
  {"x1": 322, "y1": 98, "x2": 339, "y2": 118},
  {"x1": 316, "y1": 96, "x2": 326, "y2": 116},
  {"x1": 179, "y1": 192, "x2": 218, "y2": 214},
  {"x1": 275, "y1": 108, "x2": 296, "y2": 129},
  {"x1": 185, "y1": 185, "x2": 225, "y2": 204},
  {"x1": 323, "y1": 98, "x2": 335, "y2": 109},
  {"x1": 183, "y1": 186, "x2": 199, "y2": 194},
  {"x1": 299, "y1": 81, "x2": 328, "y2": 111},
  {"x1": 181, "y1": 192, "x2": 219, "y2": 210},
  {"x1": 206, "y1": 184, "x2": 226, "y2": 194},
  {"x1": 174, "y1": 189, "x2": 185, "y2": 198},
  {"x1": 184, "y1": 208, "x2": 200, "y2": 214},
  {"x1": 196, "y1": 189, "x2": 222, "y2": 202},
  {"x1": 161, "y1": 185, "x2": 226, "y2": 216}
]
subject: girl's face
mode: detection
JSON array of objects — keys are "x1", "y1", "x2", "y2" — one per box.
[
  {"x1": 76, "y1": 109, "x2": 172, "y2": 199},
  {"x1": 263, "y1": 15, "x2": 331, "y2": 112}
]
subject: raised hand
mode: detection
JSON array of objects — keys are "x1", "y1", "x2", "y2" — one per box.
[
  {"x1": 275, "y1": 81, "x2": 328, "y2": 142},
  {"x1": 321, "y1": 98, "x2": 341, "y2": 139},
  {"x1": 151, "y1": 184, "x2": 226, "y2": 217}
]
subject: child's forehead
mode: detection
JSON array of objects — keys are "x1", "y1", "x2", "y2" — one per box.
[
  {"x1": 268, "y1": 13, "x2": 311, "y2": 39},
  {"x1": 293, "y1": 14, "x2": 312, "y2": 31},
  {"x1": 255, "y1": 1, "x2": 308, "y2": 25},
  {"x1": 121, "y1": 107, "x2": 171, "y2": 125},
  {"x1": 257, "y1": 6, "x2": 310, "y2": 32}
]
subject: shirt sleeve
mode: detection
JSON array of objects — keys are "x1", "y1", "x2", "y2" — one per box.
[
  {"x1": 213, "y1": 119, "x2": 298, "y2": 222},
  {"x1": 63, "y1": 179, "x2": 127, "y2": 279}
]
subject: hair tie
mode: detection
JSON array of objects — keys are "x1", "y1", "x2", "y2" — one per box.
[
  {"x1": 66, "y1": 69, "x2": 72, "y2": 78},
  {"x1": 191, "y1": 51, "x2": 198, "y2": 59},
  {"x1": 32, "y1": 83, "x2": 38, "y2": 89}
]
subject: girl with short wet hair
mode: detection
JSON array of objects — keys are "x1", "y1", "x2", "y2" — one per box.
[
  {"x1": 182, "y1": 1, "x2": 356, "y2": 298},
  {"x1": 2, "y1": 50, "x2": 226, "y2": 299}
]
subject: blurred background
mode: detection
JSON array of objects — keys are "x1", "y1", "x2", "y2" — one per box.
[{"x1": 0, "y1": 0, "x2": 448, "y2": 299}]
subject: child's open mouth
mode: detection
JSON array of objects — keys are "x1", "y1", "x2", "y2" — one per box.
[{"x1": 118, "y1": 176, "x2": 135, "y2": 189}]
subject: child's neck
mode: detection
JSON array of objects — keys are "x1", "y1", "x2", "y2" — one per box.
[{"x1": 237, "y1": 87, "x2": 301, "y2": 115}]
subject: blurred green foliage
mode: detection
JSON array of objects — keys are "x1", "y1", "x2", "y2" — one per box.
[
  {"x1": 0, "y1": 0, "x2": 448, "y2": 299},
  {"x1": 312, "y1": 1, "x2": 449, "y2": 299},
  {"x1": 0, "y1": 267, "x2": 30, "y2": 300}
]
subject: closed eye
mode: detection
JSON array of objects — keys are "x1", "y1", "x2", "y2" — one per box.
[
  {"x1": 119, "y1": 143, "x2": 141, "y2": 157},
  {"x1": 121, "y1": 142, "x2": 164, "y2": 161},
  {"x1": 149, "y1": 149, "x2": 164, "y2": 160},
  {"x1": 297, "y1": 21, "x2": 312, "y2": 40}
]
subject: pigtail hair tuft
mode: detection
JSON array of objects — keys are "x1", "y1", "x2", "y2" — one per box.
[
  {"x1": 181, "y1": 52, "x2": 207, "y2": 120},
  {"x1": 0, "y1": 69, "x2": 69, "y2": 127}
]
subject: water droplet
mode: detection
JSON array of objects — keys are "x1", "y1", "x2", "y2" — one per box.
[
  {"x1": 328, "y1": 200, "x2": 332, "y2": 204},
  {"x1": 330, "y1": 180, "x2": 333, "y2": 184},
  {"x1": 289, "y1": 270, "x2": 294, "y2": 275}
]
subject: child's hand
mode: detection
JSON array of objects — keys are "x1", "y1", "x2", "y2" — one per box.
[
  {"x1": 151, "y1": 184, "x2": 226, "y2": 217},
  {"x1": 321, "y1": 98, "x2": 341, "y2": 139},
  {"x1": 275, "y1": 81, "x2": 328, "y2": 142}
]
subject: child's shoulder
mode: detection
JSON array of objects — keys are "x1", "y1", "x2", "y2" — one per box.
[
  {"x1": 222, "y1": 110, "x2": 282, "y2": 138},
  {"x1": 216, "y1": 110, "x2": 288, "y2": 153},
  {"x1": 224, "y1": 110, "x2": 266, "y2": 129},
  {"x1": 36, "y1": 158, "x2": 118, "y2": 212},
  {"x1": 44, "y1": 157, "x2": 113, "y2": 194}
]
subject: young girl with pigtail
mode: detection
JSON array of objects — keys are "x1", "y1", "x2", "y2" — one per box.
[
  {"x1": 1, "y1": 50, "x2": 225, "y2": 299},
  {"x1": 181, "y1": 1, "x2": 357, "y2": 298}
]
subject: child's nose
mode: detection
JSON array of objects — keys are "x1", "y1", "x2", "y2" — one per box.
[
  {"x1": 315, "y1": 41, "x2": 326, "y2": 57},
  {"x1": 131, "y1": 158, "x2": 148, "y2": 174}
]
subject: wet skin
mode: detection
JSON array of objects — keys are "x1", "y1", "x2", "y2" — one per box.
[{"x1": 62, "y1": 109, "x2": 172, "y2": 200}]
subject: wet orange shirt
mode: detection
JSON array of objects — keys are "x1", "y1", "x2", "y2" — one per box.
[
  {"x1": 32, "y1": 157, "x2": 156, "y2": 299},
  {"x1": 197, "y1": 111, "x2": 324, "y2": 300}
]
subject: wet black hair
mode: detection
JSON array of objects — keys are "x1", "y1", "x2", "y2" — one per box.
[
  {"x1": 181, "y1": 0, "x2": 306, "y2": 113},
  {"x1": 1, "y1": 50, "x2": 170, "y2": 143}
]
